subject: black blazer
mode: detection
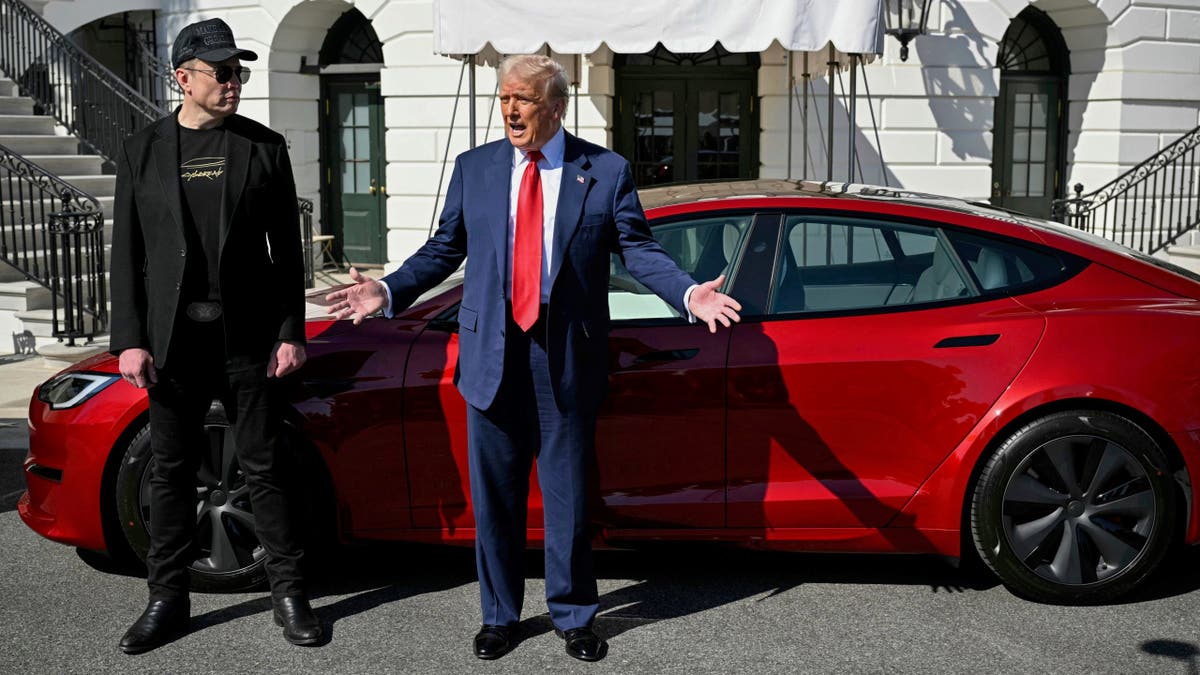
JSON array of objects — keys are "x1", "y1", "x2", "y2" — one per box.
[{"x1": 109, "y1": 112, "x2": 306, "y2": 366}]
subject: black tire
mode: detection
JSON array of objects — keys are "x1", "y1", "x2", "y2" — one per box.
[
  {"x1": 114, "y1": 401, "x2": 268, "y2": 592},
  {"x1": 971, "y1": 410, "x2": 1178, "y2": 604}
]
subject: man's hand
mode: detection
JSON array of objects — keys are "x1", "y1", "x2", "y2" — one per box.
[
  {"x1": 268, "y1": 341, "x2": 306, "y2": 378},
  {"x1": 325, "y1": 267, "x2": 387, "y2": 325},
  {"x1": 118, "y1": 348, "x2": 157, "y2": 389},
  {"x1": 689, "y1": 274, "x2": 742, "y2": 333}
]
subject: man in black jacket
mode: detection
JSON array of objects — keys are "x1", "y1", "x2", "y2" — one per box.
[{"x1": 109, "y1": 18, "x2": 318, "y2": 653}]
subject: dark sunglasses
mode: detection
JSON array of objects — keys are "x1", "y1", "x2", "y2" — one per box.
[{"x1": 183, "y1": 65, "x2": 251, "y2": 85}]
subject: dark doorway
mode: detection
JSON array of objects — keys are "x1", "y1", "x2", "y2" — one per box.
[
  {"x1": 319, "y1": 8, "x2": 386, "y2": 266},
  {"x1": 615, "y1": 44, "x2": 759, "y2": 188},
  {"x1": 992, "y1": 8, "x2": 1069, "y2": 219}
]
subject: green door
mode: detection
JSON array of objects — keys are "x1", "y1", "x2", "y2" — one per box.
[
  {"x1": 325, "y1": 79, "x2": 386, "y2": 265},
  {"x1": 993, "y1": 77, "x2": 1060, "y2": 219}
]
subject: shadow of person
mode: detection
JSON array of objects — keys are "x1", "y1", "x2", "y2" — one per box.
[
  {"x1": 187, "y1": 541, "x2": 477, "y2": 640},
  {"x1": 1142, "y1": 639, "x2": 1200, "y2": 675}
]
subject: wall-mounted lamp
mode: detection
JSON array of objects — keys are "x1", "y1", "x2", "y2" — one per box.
[{"x1": 884, "y1": 0, "x2": 935, "y2": 62}]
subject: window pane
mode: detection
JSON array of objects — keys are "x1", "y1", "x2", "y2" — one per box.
[
  {"x1": 355, "y1": 128, "x2": 370, "y2": 160},
  {"x1": 338, "y1": 93, "x2": 354, "y2": 126},
  {"x1": 947, "y1": 229, "x2": 1068, "y2": 291},
  {"x1": 609, "y1": 215, "x2": 753, "y2": 320},
  {"x1": 1015, "y1": 94, "x2": 1031, "y2": 127},
  {"x1": 1027, "y1": 165, "x2": 1045, "y2": 197},
  {"x1": 1030, "y1": 130, "x2": 1047, "y2": 162},
  {"x1": 1011, "y1": 164, "x2": 1028, "y2": 197},
  {"x1": 773, "y1": 217, "x2": 970, "y2": 314},
  {"x1": 1012, "y1": 130, "x2": 1029, "y2": 162}
]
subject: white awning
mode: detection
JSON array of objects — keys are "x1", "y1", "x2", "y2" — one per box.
[{"x1": 432, "y1": 0, "x2": 884, "y2": 62}]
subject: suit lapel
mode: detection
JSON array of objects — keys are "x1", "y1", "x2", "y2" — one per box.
[
  {"x1": 220, "y1": 118, "x2": 250, "y2": 256},
  {"x1": 151, "y1": 115, "x2": 184, "y2": 241},
  {"x1": 550, "y1": 133, "x2": 594, "y2": 288},
  {"x1": 484, "y1": 141, "x2": 513, "y2": 290}
]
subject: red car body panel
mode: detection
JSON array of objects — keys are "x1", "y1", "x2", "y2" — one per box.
[{"x1": 19, "y1": 186, "x2": 1200, "y2": 565}]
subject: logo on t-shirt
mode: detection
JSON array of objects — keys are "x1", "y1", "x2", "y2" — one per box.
[{"x1": 181, "y1": 156, "x2": 225, "y2": 182}]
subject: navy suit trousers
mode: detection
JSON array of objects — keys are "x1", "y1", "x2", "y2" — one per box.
[{"x1": 466, "y1": 312, "x2": 599, "y2": 630}]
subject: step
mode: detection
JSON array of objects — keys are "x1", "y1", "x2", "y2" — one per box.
[
  {"x1": 0, "y1": 261, "x2": 26, "y2": 282},
  {"x1": 0, "y1": 97, "x2": 34, "y2": 115},
  {"x1": 0, "y1": 80, "x2": 14, "y2": 97},
  {"x1": 0, "y1": 115, "x2": 55, "y2": 135},
  {"x1": 0, "y1": 134, "x2": 80, "y2": 155},
  {"x1": 0, "y1": 174, "x2": 115, "y2": 199},
  {"x1": 39, "y1": 338, "x2": 111, "y2": 370},
  {"x1": 0, "y1": 219, "x2": 114, "y2": 245},
  {"x1": 15, "y1": 307, "x2": 106, "y2": 338},
  {"x1": 0, "y1": 280, "x2": 50, "y2": 311},
  {"x1": 21, "y1": 154, "x2": 105, "y2": 175},
  {"x1": 1166, "y1": 244, "x2": 1200, "y2": 274},
  {"x1": 0, "y1": 195, "x2": 115, "y2": 220}
]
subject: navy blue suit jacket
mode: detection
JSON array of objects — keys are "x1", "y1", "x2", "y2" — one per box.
[{"x1": 382, "y1": 133, "x2": 695, "y2": 412}]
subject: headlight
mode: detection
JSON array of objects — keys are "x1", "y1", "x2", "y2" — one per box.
[{"x1": 37, "y1": 372, "x2": 119, "y2": 410}]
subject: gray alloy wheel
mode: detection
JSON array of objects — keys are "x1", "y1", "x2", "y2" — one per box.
[
  {"x1": 1001, "y1": 434, "x2": 1155, "y2": 585},
  {"x1": 114, "y1": 403, "x2": 268, "y2": 592},
  {"x1": 971, "y1": 410, "x2": 1177, "y2": 604}
]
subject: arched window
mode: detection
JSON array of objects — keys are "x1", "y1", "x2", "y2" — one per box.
[
  {"x1": 992, "y1": 8, "x2": 1069, "y2": 219},
  {"x1": 319, "y1": 8, "x2": 383, "y2": 66}
]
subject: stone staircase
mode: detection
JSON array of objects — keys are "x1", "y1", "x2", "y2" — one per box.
[
  {"x1": 0, "y1": 75, "x2": 114, "y2": 363},
  {"x1": 1166, "y1": 230, "x2": 1200, "y2": 274}
]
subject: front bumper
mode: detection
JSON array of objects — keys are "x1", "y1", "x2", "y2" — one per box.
[{"x1": 18, "y1": 380, "x2": 148, "y2": 552}]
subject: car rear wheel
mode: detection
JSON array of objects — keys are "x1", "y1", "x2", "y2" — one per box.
[
  {"x1": 971, "y1": 410, "x2": 1177, "y2": 604},
  {"x1": 115, "y1": 402, "x2": 268, "y2": 592}
]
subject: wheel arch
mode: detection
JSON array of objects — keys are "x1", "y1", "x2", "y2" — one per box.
[{"x1": 956, "y1": 396, "x2": 1190, "y2": 562}]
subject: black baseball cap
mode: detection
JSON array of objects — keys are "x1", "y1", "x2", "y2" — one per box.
[{"x1": 171, "y1": 18, "x2": 258, "y2": 69}]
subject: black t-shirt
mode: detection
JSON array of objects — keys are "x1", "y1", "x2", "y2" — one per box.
[{"x1": 178, "y1": 124, "x2": 227, "y2": 302}]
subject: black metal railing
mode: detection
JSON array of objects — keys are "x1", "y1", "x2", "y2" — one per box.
[
  {"x1": 1053, "y1": 125, "x2": 1200, "y2": 254},
  {"x1": 131, "y1": 32, "x2": 183, "y2": 111},
  {"x1": 299, "y1": 197, "x2": 316, "y2": 288},
  {"x1": 0, "y1": 143, "x2": 105, "y2": 342},
  {"x1": 0, "y1": 0, "x2": 161, "y2": 169}
]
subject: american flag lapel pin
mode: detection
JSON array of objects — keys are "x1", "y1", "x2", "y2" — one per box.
[{"x1": 576, "y1": 174, "x2": 585, "y2": 184}]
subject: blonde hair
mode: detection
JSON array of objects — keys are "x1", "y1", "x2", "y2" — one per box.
[{"x1": 498, "y1": 54, "x2": 570, "y2": 104}]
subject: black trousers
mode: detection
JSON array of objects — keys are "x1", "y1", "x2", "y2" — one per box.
[{"x1": 144, "y1": 318, "x2": 304, "y2": 601}]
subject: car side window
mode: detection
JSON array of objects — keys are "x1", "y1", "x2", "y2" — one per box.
[
  {"x1": 609, "y1": 215, "x2": 753, "y2": 320},
  {"x1": 946, "y1": 229, "x2": 1067, "y2": 292},
  {"x1": 770, "y1": 216, "x2": 972, "y2": 314}
]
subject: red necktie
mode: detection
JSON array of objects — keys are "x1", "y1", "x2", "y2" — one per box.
[{"x1": 512, "y1": 150, "x2": 543, "y2": 331}]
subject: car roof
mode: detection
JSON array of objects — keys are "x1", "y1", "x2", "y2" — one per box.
[
  {"x1": 639, "y1": 179, "x2": 1048, "y2": 228},
  {"x1": 639, "y1": 179, "x2": 1200, "y2": 298}
]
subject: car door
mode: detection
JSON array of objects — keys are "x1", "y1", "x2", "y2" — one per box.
[
  {"x1": 726, "y1": 213, "x2": 1047, "y2": 530},
  {"x1": 596, "y1": 212, "x2": 754, "y2": 529},
  {"x1": 402, "y1": 214, "x2": 755, "y2": 534}
]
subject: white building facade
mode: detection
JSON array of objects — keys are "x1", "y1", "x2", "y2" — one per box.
[{"x1": 33, "y1": 0, "x2": 1200, "y2": 271}]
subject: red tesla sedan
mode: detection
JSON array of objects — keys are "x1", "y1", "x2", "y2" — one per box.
[{"x1": 19, "y1": 180, "x2": 1200, "y2": 604}]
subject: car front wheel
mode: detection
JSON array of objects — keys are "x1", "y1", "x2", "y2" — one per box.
[
  {"x1": 114, "y1": 402, "x2": 268, "y2": 592},
  {"x1": 970, "y1": 410, "x2": 1178, "y2": 604}
]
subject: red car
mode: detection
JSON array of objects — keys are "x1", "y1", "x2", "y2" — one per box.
[{"x1": 20, "y1": 180, "x2": 1200, "y2": 604}]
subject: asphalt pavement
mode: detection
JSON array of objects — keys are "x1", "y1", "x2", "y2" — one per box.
[{"x1": 3, "y1": 420, "x2": 1200, "y2": 674}]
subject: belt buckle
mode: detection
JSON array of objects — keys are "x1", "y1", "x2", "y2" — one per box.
[{"x1": 186, "y1": 301, "x2": 222, "y2": 322}]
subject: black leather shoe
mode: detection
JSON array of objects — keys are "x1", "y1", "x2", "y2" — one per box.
[
  {"x1": 273, "y1": 595, "x2": 323, "y2": 646},
  {"x1": 119, "y1": 598, "x2": 190, "y2": 654},
  {"x1": 556, "y1": 627, "x2": 607, "y2": 662},
  {"x1": 473, "y1": 624, "x2": 514, "y2": 660}
]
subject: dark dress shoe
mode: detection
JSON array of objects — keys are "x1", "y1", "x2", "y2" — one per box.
[
  {"x1": 119, "y1": 598, "x2": 190, "y2": 654},
  {"x1": 556, "y1": 627, "x2": 607, "y2": 662},
  {"x1": 273, "y1": 595, "x2": 323, "y2": 646},
  {"x1": 473, "y1": 624, "x2": 514, "y2": 660}
]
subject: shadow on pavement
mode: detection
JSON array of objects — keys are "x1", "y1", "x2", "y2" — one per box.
[{"x1": 1, "y1": 419, "x2": 29, "y2": 514}]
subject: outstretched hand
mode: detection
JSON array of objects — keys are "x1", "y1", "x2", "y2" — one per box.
[
  {"x1": 325, "y1": 267, "x2": 387, "y2": 325},
  {"x1": 688, "y1": 274, "x2": 742, "y2": 333}
]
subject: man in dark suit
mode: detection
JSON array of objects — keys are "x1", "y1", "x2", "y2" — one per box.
[
  {"x1": 327, "y1": 54, "x2": 740, "y2": 662},
  {"x1": 109, "y1": 18, "x2": 319, "y2": 653}
]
